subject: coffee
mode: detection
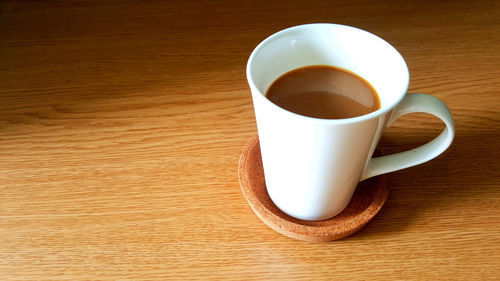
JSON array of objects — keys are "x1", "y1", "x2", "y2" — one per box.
[{"x1": 266, "y1": 65, "x2": 380, "y2": 119}]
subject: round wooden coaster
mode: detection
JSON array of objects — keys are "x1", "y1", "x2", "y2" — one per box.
[{"x1": 238, "y1": 135, "x2": 389, "y2": 242}]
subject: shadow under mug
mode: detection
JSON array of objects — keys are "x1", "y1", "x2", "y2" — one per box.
[{"x1": 246, "y1": 23, "x2": 455, "y2": 221}]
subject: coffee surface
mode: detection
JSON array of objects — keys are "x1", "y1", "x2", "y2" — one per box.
[{"x1": 266, "y1": 65, "x2": 380, "y2": 119}]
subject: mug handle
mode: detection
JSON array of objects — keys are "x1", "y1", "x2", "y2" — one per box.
[{"x1": 361, "y1": 93, "x2": 455, "y2": 181}]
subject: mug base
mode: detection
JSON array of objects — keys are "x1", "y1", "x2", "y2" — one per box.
[{"x1": 238, "y1": 135, "x2": 389, "y2": 242}]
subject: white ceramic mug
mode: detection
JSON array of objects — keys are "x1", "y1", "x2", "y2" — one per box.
[{"x1": 246, "y1": 23, "x2": 455, "y2": 221}]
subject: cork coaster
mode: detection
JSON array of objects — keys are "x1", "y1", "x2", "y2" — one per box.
[{"x1": 238, "y1": 135, "x2": 389, "y2": 242}]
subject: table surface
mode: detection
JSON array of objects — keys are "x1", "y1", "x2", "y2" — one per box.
[{"x1": 1, "y1": 0, "x2": 499, "y2": 280}]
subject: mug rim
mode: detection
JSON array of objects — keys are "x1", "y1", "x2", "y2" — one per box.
[{"x1": 246, "y1": 23, "x2": 410, "y2": 124}]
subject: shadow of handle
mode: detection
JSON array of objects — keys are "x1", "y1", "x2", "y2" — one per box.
[{"x1": 361, "y1": 93, "x2": 455, "y2": 181}]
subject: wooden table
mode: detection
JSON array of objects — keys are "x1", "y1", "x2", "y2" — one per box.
[{"x1": 1, "y1": 0, "x2": 499, "y2": 280}]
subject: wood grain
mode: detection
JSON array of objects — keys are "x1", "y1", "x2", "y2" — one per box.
[{"x1": 1, "y1": 0, "x2": 499, "y2": 280}]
